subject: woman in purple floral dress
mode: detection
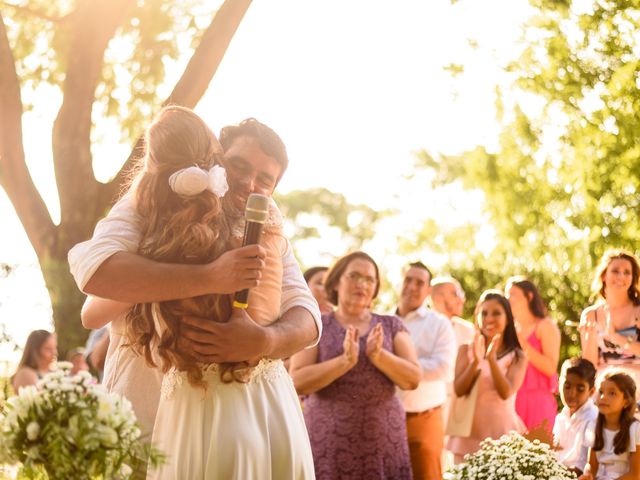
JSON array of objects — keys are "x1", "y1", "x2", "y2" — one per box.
[{"x1": 291, "y1": 251, "x2": 421, "y2": 480}]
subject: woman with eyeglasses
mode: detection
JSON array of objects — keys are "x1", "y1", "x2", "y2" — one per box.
[{"x1": 290, "y1": 251, "x2": 421, "y2": 480}]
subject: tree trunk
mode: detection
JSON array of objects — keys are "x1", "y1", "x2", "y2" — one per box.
[
  {"x1": 2, "y1": 0, "x2": 253, "y2": 355},
  {"x1": 40, "y1": 254, "x2": 89, "y2": 356}
]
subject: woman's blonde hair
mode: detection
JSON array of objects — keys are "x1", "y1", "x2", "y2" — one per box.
[
  {"x1": 591, "y1": 248, "x2": 640, "y2": 305},
  {"x1": 124, "y1": 105, "x2": 243, "y2": 388}
]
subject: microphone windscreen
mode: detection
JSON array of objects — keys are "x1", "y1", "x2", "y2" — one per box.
[{"x1": 245, "y1": 194, "x2": 269, "y2": 224}]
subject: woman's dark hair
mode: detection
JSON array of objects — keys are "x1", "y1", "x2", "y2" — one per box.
[
  {"x1": 303, "y1": 266, "x2": 328, "y2": 284},
  {"x1": 563, "y1": 357, "x2": 597, "y2": 388},
  {"x1": 219, "y1": 118, "x2": 288, "y2": 182},
  {"x1": 593, "y1": 372, "x2": 637, "y2": 454},
  {"x1": 475, "y1": 289, "x2": 522, "y2": 359},
  {"x1": 324, "y1": 252, "x2": 380, "y2": 306},
  {"x1": 14, "y1": 330, "x2": 53, "y2": 374},
  {"x1": 592, "y1": 249, "x2": 640, "y2": 305},
  {"x1": 506, "y1": 276, "x2": 548, "y2": 318}
]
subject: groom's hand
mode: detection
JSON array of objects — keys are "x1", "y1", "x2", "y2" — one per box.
[
  {"x1": 179, "y1": 308, "x2": 273, "y2": 364},
  {"x1": 205, "y1": 244, "x2": 267, "y2": 294}
]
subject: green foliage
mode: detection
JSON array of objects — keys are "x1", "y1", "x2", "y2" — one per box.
[
  {"x1": 275, "y1": 187, "x2": 393, "y2": 254},
  {"x1": 3, "y1": 0, "x2": 216, "y2": 144},
  {"x1": 415, "y1": 0, "x2": 640, "y2": 367}
]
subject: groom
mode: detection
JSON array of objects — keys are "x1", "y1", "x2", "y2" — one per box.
[{"x1": 68, "y1": 118, "x2": 321, "y2": 424}]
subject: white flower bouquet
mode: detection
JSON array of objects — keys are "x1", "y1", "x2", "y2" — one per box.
[
  {"x1": 0, "y1": 362, "x2": 163, "y2": 479},
  {"x1": 444, "y1": 431, "x2": 576, "y2": 480}
]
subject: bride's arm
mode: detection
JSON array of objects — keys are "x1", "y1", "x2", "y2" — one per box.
[{"x1": 81, "y1": 296, "x2": 133, "y2": 329}]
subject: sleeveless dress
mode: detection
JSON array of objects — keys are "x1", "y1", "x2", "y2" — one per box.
[
  {"x1": 448, "y1": 348, "x2": 526, "y2": 458},
  {"x1": 515, "y1": 330, "x2": 558, "y2": 433},
  {"x1": 303, "y1": 313, "x2": 412, "y2": 480},
  {"x1": 148, "y1": 206, "x2": 315, "y2": 480}
]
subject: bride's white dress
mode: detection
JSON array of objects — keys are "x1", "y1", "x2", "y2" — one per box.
[
  {"x1": 147, "y1": 215, "x2": 315, "y2": 479},
  {"x1": 149, "y1": 360, "x2": 313, "y2": 479}
]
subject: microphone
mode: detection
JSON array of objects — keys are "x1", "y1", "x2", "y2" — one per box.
[{"x1": 232, "y1": 193, "x2": 270, "y2": 309}]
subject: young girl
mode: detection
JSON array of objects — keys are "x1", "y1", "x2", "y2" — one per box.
[
  {"x1": 85, "y1": 106, "x2": 314, "y2": 479},
  {"x1": 448, "y1": 289, "x2": 528, "y2": 462},
  {"x1": 580, "y1": 372, "x2": 640, "y2": 480}
]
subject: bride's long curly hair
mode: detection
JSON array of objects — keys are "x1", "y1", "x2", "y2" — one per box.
[{"x1": 123, "y1": 105, "x2": 240, "y2": 388}]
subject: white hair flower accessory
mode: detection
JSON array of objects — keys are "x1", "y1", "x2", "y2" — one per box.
[{"x1": 168, "y1": 165, "x2": 228, "y2": 197}]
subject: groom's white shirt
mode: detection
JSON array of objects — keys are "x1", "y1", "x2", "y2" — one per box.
[{"x1": 68, "y1": 194, "x2": 322, "y2": 436}]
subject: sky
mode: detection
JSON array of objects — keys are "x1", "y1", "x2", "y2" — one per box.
[{"x1": 0, "y1": 0, "x2": 533, "y2": 365}]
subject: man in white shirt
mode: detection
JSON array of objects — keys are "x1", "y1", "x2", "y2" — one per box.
[
  {"x1": 430, "y1": 276, "x2": 475, "y2": 347},
  {"x1": 68, "y1": 118, "x2": 321, "y2": 435},
  {"x1": 429, "y1": 276, "x2": 475, "y2": 470},
  {"x1": 396, "y1": 262, "x2": 456, "y2": 480}
]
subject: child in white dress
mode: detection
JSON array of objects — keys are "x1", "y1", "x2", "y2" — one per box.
[{"x1": 580, "y1": 371, "x2": 640, "y2": 480}]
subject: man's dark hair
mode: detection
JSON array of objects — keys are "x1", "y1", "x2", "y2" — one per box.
[
  {"x1": 407, "y1": 261, "x2": 433, "y2": 285},
  {"x1": 565, "y1": 357, "x2": 597, "y2": 388},
  {"x1": 219, "y1": 118, "x2": 288, "y2": 181}
]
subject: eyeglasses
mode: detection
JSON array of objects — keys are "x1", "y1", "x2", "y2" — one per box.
[{"x1": 345, "y1": 271, "x2": 377, "y2": 287}]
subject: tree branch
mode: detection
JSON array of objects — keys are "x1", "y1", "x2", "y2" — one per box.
[
  {"x1": 52, "y1": 0, "x2": 135, "y2": 231},
  {"x1": 103, "y1": 0, "x2": 253, "y2": 202},
  {"x1": 0, "y1": 12, "x2": 55, "y2": 257}
]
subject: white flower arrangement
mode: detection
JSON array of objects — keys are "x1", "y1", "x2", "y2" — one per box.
[
  {"x1": 0, "y1": 362, "x2": 163, "y2": 479},
  {"x1": 444, "y1": 431, "x2": 576, "y2": 480}
]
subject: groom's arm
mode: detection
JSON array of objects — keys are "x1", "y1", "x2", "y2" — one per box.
[
  {"x1": 181, "y1": 305, "x2": 318, "y2": 363},
  {"x1": 82, "y1": 246, "x2": 265, "y2": 303},
  {"x1": 68, "y1": 195, "x2": 266, "y2": 302},
  {"x1": 179, "y1": 240, "x2": 322, "y2": 362}
]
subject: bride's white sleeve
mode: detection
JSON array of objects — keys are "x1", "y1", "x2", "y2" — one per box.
[
  {"x1": 279, "y1": 240, "x2": 322, "y2": 347},
  {"x1": 67, "y1": 194, "x2": 142, "y2": 292}
]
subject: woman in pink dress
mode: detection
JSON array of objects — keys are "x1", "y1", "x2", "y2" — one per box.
[
  {"x1": 448, "y1": 290, "x2": 528, "y2": 462},
  {"x1": 506, "y1": 276, "x2": 561, "y2": 434}
]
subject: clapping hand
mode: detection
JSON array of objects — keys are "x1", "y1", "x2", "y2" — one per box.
[
  {"x1": 472, "y1": 331, "x2": 486, "y2": 362},
  {"x1": 486, "y1": 333, "x2": 502, "y2": 361},
  {"x1": 366, "y1": 323, "x2": 384, "y2": 362},
  {"x1": 342, "y1": 325, "x2": 360, "y2": 367}
]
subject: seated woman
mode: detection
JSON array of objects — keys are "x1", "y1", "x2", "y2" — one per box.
[
  {"x1": 291, "y1": 251, "x2": 421, "y2": 480},
  {"x1": 11, "y1": 330, "x2": 57, "y2": 392}
]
